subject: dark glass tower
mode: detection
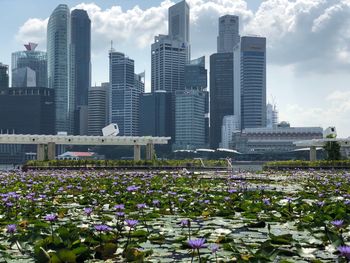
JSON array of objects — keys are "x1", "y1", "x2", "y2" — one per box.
[
  {"x1": 240, "y1": 36, "x2": 266, "y2": 129},
  {"x1": 209, "y1": 53, "x2": 234, "y2": 149},
  {"x1": 0, "y1": 63, "x2": 9, "y2": 89},
  {"x1": 71, "y1": 9, "x2": 91, "y2": 135}
]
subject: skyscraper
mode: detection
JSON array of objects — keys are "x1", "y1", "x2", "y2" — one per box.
[
  {"x1": 71, "y1": 9, "x2": 91, "y2": 135},
  {"x1": 174, "y1": 56, "x2": 208, "y2": 149},
  {"x1": 88, "y1": 83, "x2": 109, "y2": 136},
  {"x1": 12, "y1": 67, "x2": 36, "y2": 87},
  {"x1": 151, "y1": 35, "x2": 187, "y2": 92},
  {"x1": 174, "y1": 89, "x2": 206, "y2": 150},
  {"x1": 217, "y1": 15, "x2": 240, "y2": 53},
  {"x1": 47, "y1": 4, "x2": 75, "y2": 134},
  {"x1": 0, "y1": 63, "x2": 9, "y2": 89},
  {"x1": 266, "y1": 103, "x2": 278, "y2": 128},
  {"x1": 109, "y1": 50, "x2": 144, "y2": 136},
  {"x1": 151, "y1": 0, "x2": 190, "y2": 93},
  {"x1": 209, "y1": 15, "x2": 241, "y2": 148},
  {"x1": 139, "y1": 91, "x2": 172, "y2": 137},
  {"x1": 12, "y1": 43, "x2": 47, "y2": 88},
  {"x1": 185, "y1": 56, "x2": 207, "y2": 89},
  {"x1": 209, "y1": 52, "x2": 234, "y2": 148},
  {"x1": 240, "y1": 36, "x2": 266, "y2": 129},
  {"x1": 0, "y1": 87, "x2": 55, "y2": 135},
  {"x1": 168, "y1": 0, "x2": 190, "y2": 60}
]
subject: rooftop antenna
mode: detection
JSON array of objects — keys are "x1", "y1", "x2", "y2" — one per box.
[{"x1": 110, "y1": 40, "x2": 115, "y2": 52}]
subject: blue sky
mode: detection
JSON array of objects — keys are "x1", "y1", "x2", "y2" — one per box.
[{"x1": 1, "y1": 0, "x2": 350, "y2": 137}]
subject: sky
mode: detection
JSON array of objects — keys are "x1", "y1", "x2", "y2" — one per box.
[{"x1": 0, "y1": 0, "x2": 350, "y2": 137}]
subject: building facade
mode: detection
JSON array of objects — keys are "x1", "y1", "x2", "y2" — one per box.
[
  {"x1": 0, "y1": 87, "x2": 55, "y2": 135},
  {"x1": 0, "y1": 63, "x2": 9, "y2": 89},
  {"x1": 71, "y1": 9, "x2": 91, "y2": 135},
  {"x1": 168, "y1": 0, "x2": 190, "y2": 60},
  {"x1": 88, "y1": 83, "x2": 109, "y2": 135},
  {"x1": 139, "y1": 91, "x2": 172, "y2": 138},
  {"x1": 47, "y1": 4, "x2": 75, "y2": 134},
  {"x1": 151, "y1": 35, "x2": 187, "y2": 92},
  {"x1": 217, "y1": 15, "x2": 240, "y2": 53},
  {"x1": 266, "y1": 103, "x2": 278, "y2": 128},
  {"x1": 12, "y1": 67, "x2": 36, "y2": 87},
  {"x1": 109, "y1": 51, "x2": 143, "y2": 136},
  {"x1": 174, "y1": 89, "x2": 206, "y2": 150},
  {"x1": 185, "y1": 56, "x2": 207, "y2": 89},
  {"x1": 240, "y1": 36, "x2": 267, "y2": 129},
  {"x1": 11, "y1": 43, "x2": 47, "y2": 88},
  {"x1": 220, "y1": 115, "x2": 240, "y2": 149},
  {"x1": 231, "y1": 126, "x2": 323, "y2": 153},
  {"x1": 209, "y1": 52, "x2": 234, "y2": 148}
]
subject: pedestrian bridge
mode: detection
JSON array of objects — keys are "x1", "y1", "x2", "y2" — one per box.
[{"x1": 0, "y1": 134, "x2": 171, "y2": 161}]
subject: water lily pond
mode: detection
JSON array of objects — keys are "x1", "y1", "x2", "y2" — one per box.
[{"x1": 1, "y1": 169, "x2": 350, "y2": 262}]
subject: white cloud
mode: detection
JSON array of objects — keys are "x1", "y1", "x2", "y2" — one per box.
[
  {"x1": 13, "y1": 0, "x2": 350, "y2": 134},
  {"x1": 245, "y1": 0, "x2": 350, "y2": 73},
  {"x1": 15, "y1": 18, "x2": 48, "y2": 48},
  {"x1": 281, "y1": 90, "x2": 350, "y2": 137}
]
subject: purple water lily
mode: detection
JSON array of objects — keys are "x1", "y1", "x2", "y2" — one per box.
[
  {"x1": 188, "y1": 238, "x2": 206, "y2": 249},
  {"x1": 6, "y1": 224, "x2": 16, "y2": 234},
  {"x1": 116, "y1": 211, "x2": 125, "y2": 217},
  {"x1": 114, "y1": 204, "x2": 125, "y2": 210},
  {"x1": 125, "y1": 219, "x2": 138, "y2": 228},
  {"x1": 180, "y1": 219, "x2": 190, "y2": 227},
  {"x1": 45, "y1": 214, "x2": 57, "y2": 222},
  {"x1": 210, "y1": 243, "x2": 219, "y2": 253},
  {"x1": 136, "y1": 203, "x2": 146, "y2": 209},
  {"x1": 338, "y1": 246, "x2": 350, "y2": 259},
  {"x1": 84, "y1": 207, "x2": 93, "y2": 216},
  {"x1": 331, "y1": 219, "x2": 344, "y2": 228},
  {"x1": 94, "y1": 224, "x2": 112, "y2": 232}
]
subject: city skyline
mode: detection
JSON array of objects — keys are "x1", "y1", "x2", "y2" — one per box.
[{"x1": 0, "y1": 0, "x2": 349, "y2": 136}]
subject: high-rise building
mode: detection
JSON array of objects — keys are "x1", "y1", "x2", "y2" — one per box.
[
  {"x1": 12, "y1": 67, "x2": 36, "y2": 87},
  {"x1": 174, "y1": 89, "x2": 206, "y2": 150},
  {"x1": 88, "y1": 83, "x2": 109, "y2": 136},
  {"x1": 0, "y1": 87, "x2": 55, "y2": 135},
  {"x1": 11, "y1": 43, "x2": 47, "y2": 88},
  {"x1": 139, "y1": 91, "x2": 172, "y2": 137},
  {"x1": 151, "y1": 0, "x2": 190, "y2": 93},
  {"x1": 240, "y1": 36, "x2": 266, "y2": 129},
  {"x1": 266, "y1": 103, "x2": 278, "y2": 128},
  {"x1": 209, "y1": 52, "x2": 234, "y2": 148},
  {"x1": 47, "y1": 4, "x2": 75, "y2": 134},
  {"x1": 185, "y1": 56, "x2": 207, "y2": 89},
  {"x1": 217, "y1": 15, "x2": 240, "y2": 53},
  {"x1": 151, "y1": 35, "x2": 187, "y2": 92},
  {"x1": 220, "y1": 115, "x2": 240, "y2": 149},
  {"x1": 71, "y1": 9, "x2": 91, "y2": 135},
  {"x1": 0, "y1": 63, "x2": 9, "y2": 89},
  {"x1": 168, "y1": 0, "x2": 190, "y2": 60},
  {"x1": 173, "y1": 56, "x2": 208, "y2": 149},
  {"x1": 109, "y1": 50, "x2": 143, "y2": 136}
]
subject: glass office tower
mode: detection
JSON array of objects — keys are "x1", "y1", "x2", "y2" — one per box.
[
  {"x1": 47, "y1": 4, "x2": 74, "y2": 134},
  {"x1": 12, "y1": 43, "x2": 47, "y2": 88}
]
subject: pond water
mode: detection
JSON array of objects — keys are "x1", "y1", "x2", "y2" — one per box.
[{"x1": 0, "y1": 169, "x2": 349, "y2": 262}]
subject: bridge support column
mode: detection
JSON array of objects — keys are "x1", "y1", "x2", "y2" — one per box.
[
  {"x1": 47, "y1": 142, "x2": 56, "y2": 160},
  {"x1": 146, "y1": 143, "x2": 154, "y2": 160},
  {"x1": 310, "y1": 146, "x2": 317, "y2": 161},
  {"x1": 37, "y1": 144, "x2": 46, "y2": 161},
  {"x1": 134, "y1": 145, "x2": 141, "y2": 161}
]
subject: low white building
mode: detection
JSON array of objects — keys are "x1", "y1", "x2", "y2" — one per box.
[{"x1": 231, "y1": 124, "x2": 323, "y2": 153}]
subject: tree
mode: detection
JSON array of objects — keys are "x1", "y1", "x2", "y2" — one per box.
[{"x1": 323, "y1": 138, "x2": 341, "y2": 161}]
